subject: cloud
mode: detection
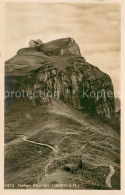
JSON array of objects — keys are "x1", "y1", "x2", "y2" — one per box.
[
  {"x1": 85, "y1": 50, "x2": 120, "y2": 94},
  {"x1": 85, "y1": 51, "x2": 120, "y2": 72},
  {"x1": 82, "y1": 43, "x2": 120, "y2": 55},
  {"x1": 5, "y1": 3, "x2": 121, "y2": 94}
]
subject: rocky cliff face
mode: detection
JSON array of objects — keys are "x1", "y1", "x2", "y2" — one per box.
[{"x1": 5, "y1": 37, "x2": 115, "y2": 120}]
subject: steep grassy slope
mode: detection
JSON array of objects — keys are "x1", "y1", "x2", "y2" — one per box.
[{"x1": 5, "y1": 99, "x2": 120, "y2": 189}]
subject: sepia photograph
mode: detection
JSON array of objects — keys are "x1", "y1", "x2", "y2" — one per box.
[{"x1": 3, "y1": 0, "x2": 122, "y2": 191}]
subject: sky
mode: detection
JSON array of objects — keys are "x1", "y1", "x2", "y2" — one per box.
[{"x1": 5, "y1": 3, "x2": 121, "y2": 97}]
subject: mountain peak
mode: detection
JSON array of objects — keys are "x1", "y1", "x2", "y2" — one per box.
[
  {"x1": 5, "y1": 37, "x2": 115, "y2": 120},
  {"x1": 17, "y1": 37, "x2": 82, "y2": 57}
]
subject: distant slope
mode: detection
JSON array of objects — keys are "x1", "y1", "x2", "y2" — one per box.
[{"x1": 115, "y1": 98, "x2": 120, "y2": 112}]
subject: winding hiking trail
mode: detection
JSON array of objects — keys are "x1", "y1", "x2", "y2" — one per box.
[
  {"x1": 106, "y1": 165, "x2": 115, "y2": 188},
  {"x1": 23, "y1": 136, "x2": 58, "y2": 154},
  {"x1": 5, "y1": 133, "x2": 58, "y2": 154},
  {"x1": 5, "y1": 134, "x2": 27, "y2": 147},
  {"x1": 5, "y1": 132, "x2": 117, "y2": 189}
]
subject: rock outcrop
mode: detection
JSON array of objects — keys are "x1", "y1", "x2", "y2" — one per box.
[
  {"x1": 5, "y1": 37, "x2": 115, "y2": 120},
  {"x1": 115, "y1": 97, "x2": 120, "y2": 112},
  {"x1": 41, "y1": 37, "x2": 82, "y2": 56},
  {"x1": 29, "y1": 39, "x2": 43, "y2": 48}
]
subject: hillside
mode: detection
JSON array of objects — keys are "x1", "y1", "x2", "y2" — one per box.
[
  {"x1": 5, "y1": 99, "x2": 120, "y2": 189},
  {"x1": 4, "y1": 38, "x2": 120, "y2": 189}
]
